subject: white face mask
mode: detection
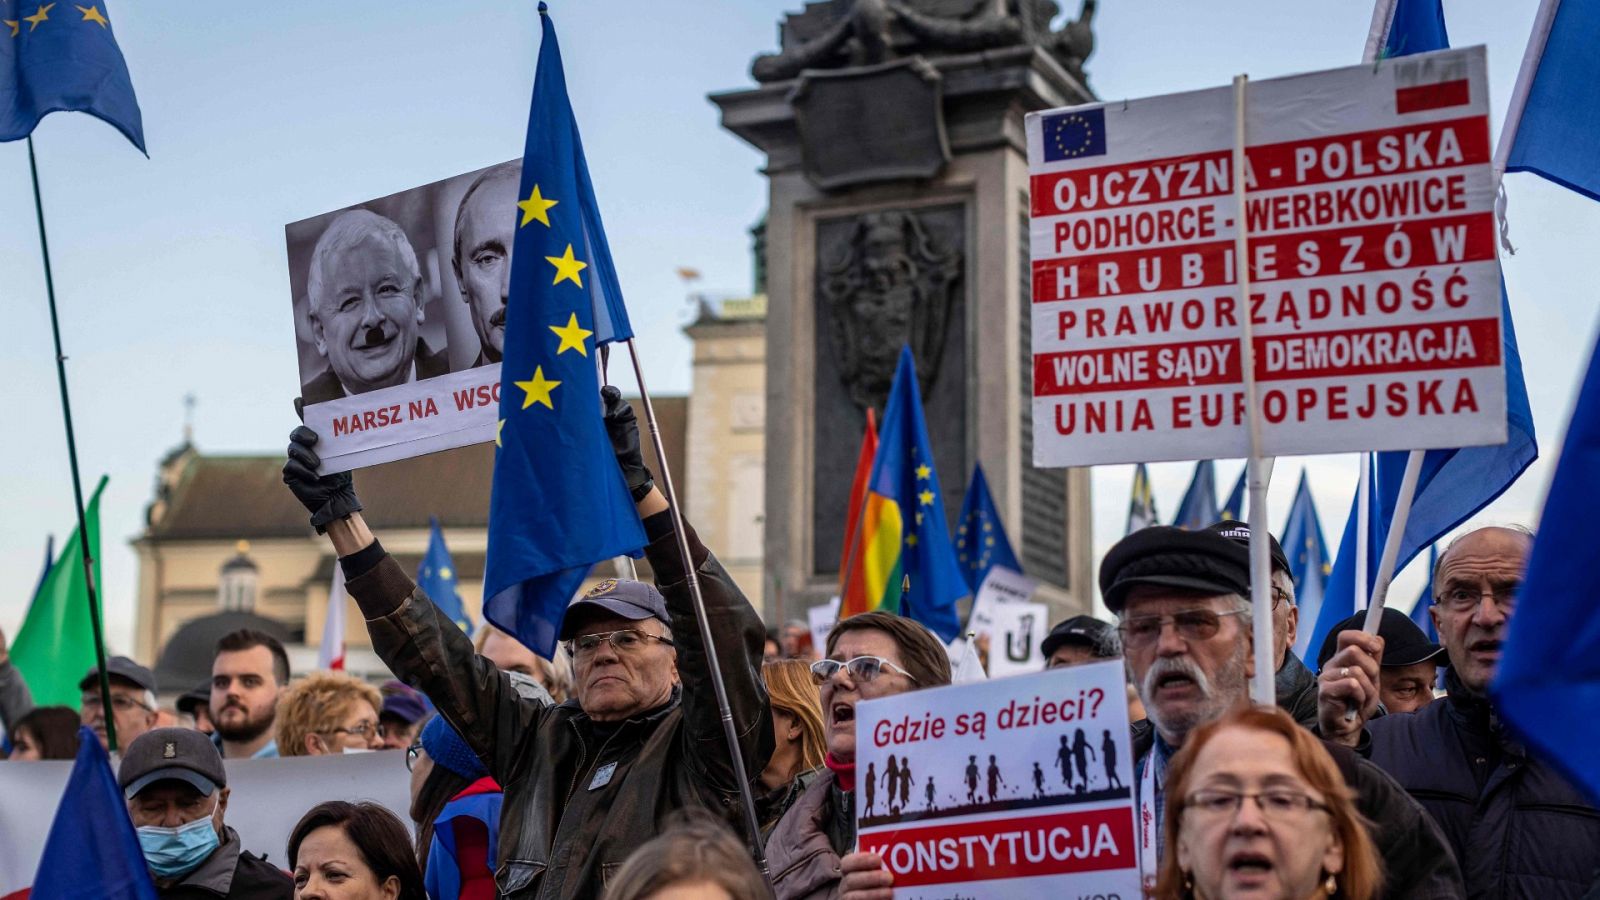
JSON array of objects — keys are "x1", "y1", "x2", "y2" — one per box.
[{"x1": 341, "y1": 747, "x2": 374, "y2": 755}]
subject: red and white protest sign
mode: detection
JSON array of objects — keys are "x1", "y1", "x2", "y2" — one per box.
[
  {"x1": 1027, "y1": 47, "x2": 1505, "y2": 466},
  {"x1": 855, "y1": 661, "x2": 1139, "y2": 897}
]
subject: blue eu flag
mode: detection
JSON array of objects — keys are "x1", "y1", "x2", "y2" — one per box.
[
  {"x1": 1504, "y1": 0, "x2": 1600, "y2": 203},
  {"x1": 418, "y1": 518, "x2": 471, "y2": 634},
  {"x1": 1219, "y1": 465, "x2": 1246, "y2": 522},
  {"x1": 1041, "y1": 108, "x2": 1106, "y2": 163},
  {"x1": 1172, "y1": 460, "x2": 1219, "y2": 530},
  {"x1": 0, "y1": 0, "x2": 144, "y2": 152},
  {"x1": 482, "y1": 4, "x2": 644, "y2": 657},
  {"x1": 954, "y1": 463, "x2": 1022, "y2": 593},
  {"x1": 31, "y1": 727, "x2": 157, "y2": 900},
  {"x1": 1283, "y1": 471, "x2": 1331, "y2": 660},
  {"x1": 1409, "y1": 545, "x2": 1438, "y2": 643}
]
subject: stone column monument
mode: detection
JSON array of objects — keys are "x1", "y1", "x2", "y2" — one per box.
[{"x1": 713, "y1": 0, "x2": 1100, "y2": 626}]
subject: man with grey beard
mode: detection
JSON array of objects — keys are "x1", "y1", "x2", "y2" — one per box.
[{"x1": 1101, "y1": 524, "x2": 1462, "y2": 898}]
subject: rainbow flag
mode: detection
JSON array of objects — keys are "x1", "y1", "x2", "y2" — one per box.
[
  {"x1": 838, "y1": 408, "x2": 878, "y2": 614},
  {"x1": 838, "y1": 347, "x2": 966, "y2": 640}
]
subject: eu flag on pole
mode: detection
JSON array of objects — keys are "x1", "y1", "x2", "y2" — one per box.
[
  {"x1": 954, "y1": 463, "x2": 1021, "y2": 593},
  {"x1": 1311, "y1": 6, "x2": 1538, "y2": 661},
  {"x1": 482, "y1": 3, "x2": 645, "y2": 657},
  {"x1": 840, "y1": 347, "x2": 966, "y2": 641},
  {"x1": 0, "y1": 0, "x2": 144, "y2": 152},
  {"x1": 1125, "y1": 463, "x2": 1158, "y2": 535},
  {"x1": 1409, "y1": 544, "x2": 1439, "y2": 643},
  {"x1": 1504, "y1": 0, "x2": 1600, "y2": 203},
  {"x1": 1494, "y1": 332, "x2": 1600, "y2": 806},
  {"x1": 1172, "y1": 460, "x2": 1219, "y2": 530},
  {"x1": 418, "y1": 518, "x2": 471, "y2": 634},
  {"x1": 1283, "y1": 471, "x2": 1332, "y2": 660},
  {"x1": 31, "y1": 726, "x2": 157, "y2": 900},
  {"x1": 1219, "y1": 465, "x2": 1246, "y2": 522}
]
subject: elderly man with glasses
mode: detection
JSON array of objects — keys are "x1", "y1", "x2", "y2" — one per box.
[
  {"x1": 279, "y1": 389, "x2": 770, "y2": 900},
  {"x1": 1206, "y1": 520, "x2": 1318, "y2": 727},
  {"x1": 1105, "y1": 524, "x2": 1463, "y2": 898},
  {"x1": 79, "y1": 656, "x2": 160, "y2": 752},
  {"x1": 1319, "y1": 526, "x2": 1600, "y2": 898}
]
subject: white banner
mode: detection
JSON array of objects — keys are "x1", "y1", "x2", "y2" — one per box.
[
  {"x1": 1027, "y1": 46, "x2": 1505, "y2": 466},
  {"x1": 986, "y1": 601, "x2": 1052, "y2": 679},
  {"x1": 808, "y1": 597, "x2": 841, "y2": 658},
  {"x1": 0, "y1": 750, "x2": 413, "y2": 896},
  {"x1": 966, "y1": 567, "x2": 1040, "y2": 642},
  {"x1": 855, "y1": 661, "x2": 1139, "y2": 897}
]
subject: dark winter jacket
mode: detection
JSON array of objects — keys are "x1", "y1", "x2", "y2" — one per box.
[
  {"x1": 1364, "y1": 669, "x2": 1600, "y2": 899},
  {"x1": 345, "y1": 512, "x2": 772, "y2": 900},
  {"x1": 1132, "y1": 719, "x2": 1464, "y2": 898},
  {"x1": 154, "y1": 826, "x2": 292, "y2": 900},
  {"x1": 1274, "y1": 649, "x2": 1320, "y2": 728}
]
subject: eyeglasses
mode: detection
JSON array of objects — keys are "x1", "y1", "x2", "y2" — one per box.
[
  {"x1": 330, "y1": 721, "x2": 381, "y2": 739},
  {"x1": 406, "y1": 741, "x2": 424, "y2": 772},
  {"x1": 810, "y1": 656, "x2": 919, "y2": 686},
  {"x1": 1270, "y1": 587, "x2": 1291, "y2": 610},
  {"x1": 1183, "y1": 788, "x2": 1329, "y2": 821},
  {"x1": 566, "y1": 628, "x2": 675, "y2": 658},
  {"x1": 1117, "y1": 608, "x2": 1248, "y2": 649},
  {"x1": 82, "y1": 695, "x2": 153, "y2": 714},
  {"x1": 1435, "y1": 584, "x2": 1518, "y2": 614}
]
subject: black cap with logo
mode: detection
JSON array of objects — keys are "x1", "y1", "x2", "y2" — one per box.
[
  {"x1": 118, "y1": 727, "x2": 227, "y2": 800},
  {"x1": 559, "y1": 578, "x2": 672, "y2": 641}
]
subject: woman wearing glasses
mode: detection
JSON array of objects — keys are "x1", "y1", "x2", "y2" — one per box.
[
  {"x1": 1156, "y1": 706, "x2": 1381, "y2": 900},
  {"x1": 765, "y1": 611, "x2": 951, "y2": 900},
  {"x1": 275, "y1": 671, "x2": 386, "y2": 756}
]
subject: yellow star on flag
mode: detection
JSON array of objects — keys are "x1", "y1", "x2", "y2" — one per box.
[
  {"x1": 518, "y1": 184, "x2": 558, "y2": 227},
  {"x1": 23, "y1": 2, "x2": 52, "y2": 30},
  {"x1": 906, "y1": 534, "x2": 919, "y2": 547},
  {"x1": 4, "y1": 19, "x2": 18, "y2": 36},
  {"x1": 440, "y1": 566, "x2": 453, "y2": 579},
  {"x1": 549, "y1": 313, "x2": 593, "y2": 357},
  {"x1": 545, "y1": 244, "x2": 587, "y2": 287},
  {"x1": 76, "y1": 3, "x2": 106, "y2": 26},
  {"x1": 516, "y1": 367, "x2": 561, "y2": 410},
  {"x1": 496, "y1": 419, "x2": 506, "y2": 446},
  {"x1": 918, "y1": 489, "x2": 935, "y2": 506},
  {"x1": 915, "y1": 464, "x2": 931, "y2": 480}
]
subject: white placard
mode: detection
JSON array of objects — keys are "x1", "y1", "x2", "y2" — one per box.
[
  {"x1": 808, "y1": 597, "x2": 841, "y2": 659},
  {"x1": 1027, "y1": 46, "x2": 1505, "y2": 466},
  {"x1": 966, "y1": 567, "x2": 1041, "y2": 642},
  {"x1": 855, "y1": 661, "x2": 1139, "y2": 897},
  {"x1": 986, "y1": 601, "x2": 1052, "y2": 678}
]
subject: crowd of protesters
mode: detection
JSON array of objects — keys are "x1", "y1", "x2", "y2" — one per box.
[{"x1": 2, "y1": 390, "x2": 1597, "y2": 900}]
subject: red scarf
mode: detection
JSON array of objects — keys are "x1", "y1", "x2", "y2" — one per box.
[{"x1": 824, "y1": 753, "x2": 856, "y2": 792}]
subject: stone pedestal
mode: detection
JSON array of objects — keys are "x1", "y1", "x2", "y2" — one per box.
[{"x1": 715, "y1": 31, "x2": 1098, "y2": 627}]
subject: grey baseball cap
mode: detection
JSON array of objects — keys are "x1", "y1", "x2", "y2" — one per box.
[
  {"x1": 79, "y1": 656, "x2": 157, "y2": 694},
  {"x1": 119, "y1": 727, "x2": 226, "y2": 800},
  {"x1": 560, "y1": 577, "x2": 671, "y2": 641}
]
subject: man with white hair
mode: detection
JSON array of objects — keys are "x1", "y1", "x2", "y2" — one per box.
[
  {"x1": 300, "y1": 208, "x2": 447, "y2": 404},
  {"x1": 78, "y1": 656, "x2": 160, "y2": 752},
  {"x1": 1103, "y1": 525, "x2": 1462, "y2": 897}
]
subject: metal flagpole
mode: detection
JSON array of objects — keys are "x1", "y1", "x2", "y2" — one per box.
[
  {"x1": 622, "y1": 338, "x2": 770, "y2": 879},
  {"x1": 26, "y1": 136, "x2": 119, "y2": 751},
  {"x1": 1229, "y1": 75, "x2": 1277, "y2": 706}
]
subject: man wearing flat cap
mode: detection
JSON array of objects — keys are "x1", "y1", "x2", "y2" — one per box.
[
  {"x1": 280, "y1": 386, "x2": 770, "y2": 900},
  {"x1": 1206, "y1": 520, "x2": 1319, "y2": 726},
  {"x1": 79, "y1": 655, "x2": 160, "y2": 751},
  {"x1": 120, "y1": 727, "x2": 291, "y2": 898},
  {"x1": 1317, "y1": 607, "x2": 1444, "y2": 715},
  {"x1": 1101, "y1": 523, "x2": 1463, "y2": 898}
]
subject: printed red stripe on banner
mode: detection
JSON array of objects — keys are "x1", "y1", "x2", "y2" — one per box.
[
  {"x1": 1035, "y1": 338, "x2": 1240, "y2": 396},
  {"x1": 1396, "y1": 79, "x2": 1471, "y2": 114},
  {"x1": 1257, "y1": 318, "x2": 1501, "y2": 381},
  {"x1": 859, "y1": 806, "x2": 1135, "y2": 887}
]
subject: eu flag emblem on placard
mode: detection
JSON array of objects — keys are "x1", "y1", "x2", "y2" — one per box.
[{"x1": 1042, "y1": 108, "x2": 1106, "y2": 162}]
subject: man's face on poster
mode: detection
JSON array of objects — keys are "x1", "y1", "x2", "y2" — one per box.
[
  {"x1": 454, "y1": 176, "x2": 517, "y2": 363},
  {"x1": 311, "y1": 230, "x2": 424, "y2": 394}
]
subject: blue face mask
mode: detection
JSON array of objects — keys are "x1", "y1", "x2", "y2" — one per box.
[{"x1": 137, "y1": 815, "x2": 220, "y2": 878}]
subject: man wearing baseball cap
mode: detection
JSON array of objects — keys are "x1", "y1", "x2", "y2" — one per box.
[
  {"x1": 1041, "y1": 615, "x2": 1117, "y2": 668},
  {"x1": 119, "y1": 727, "x2": 291, "y2": 897},
  {"x1": 1205, "y1": 520, "x2": 1318, "y2": 727},
  {"x1": 79, "y1": 656, "x2": 159, "y2": 751},
  {"x1": 1102, "y1": 524, "x2": 1462, "y2": 897},
  {"x1": 280, "y1": 386, "x2": 770, "y2": 899},
  {"x1": 1316, "y1": 607, "x2": 1445, "y2": 715}
]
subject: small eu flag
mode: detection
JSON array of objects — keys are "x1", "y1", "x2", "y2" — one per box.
[
  {"x1": 482, "y1": 3, "x2": 645, "y2": 657},
  {"x1": 954, "y1": 463, "x2": 1022, "y2": 593},
  {"x1": 418, "y1": 518, "x2": 471, "y2": 634},
  {"x1": 0, "y1": 0, "x2": 144, "y2": 152},
  {"x1": 1041, "y1": 108, "x2": 1106, "y2": 163},
  {"x1": 31, "y1": 727, "x2": 157, "y2": 900}
]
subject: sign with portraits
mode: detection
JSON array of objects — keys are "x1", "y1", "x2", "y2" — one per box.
[
  {"x1": 854, "y1": 661, "x2": 1139, "y2": 897},
  {"x1": 286, "y1": 159, "x2": 522, "y2": 472}
]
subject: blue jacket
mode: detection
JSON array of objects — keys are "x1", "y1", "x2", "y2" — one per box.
[{"x1": 1367, "y1": 670, "x2": 1600, "y2": 899}]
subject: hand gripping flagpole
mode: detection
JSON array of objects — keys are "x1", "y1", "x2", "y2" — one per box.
[
  {"x1": 27, "y1": 137, "x2": 119, "y2": 750},
  {"x1": 623, "y1": 338, "x2": 771, "y2": 880}
]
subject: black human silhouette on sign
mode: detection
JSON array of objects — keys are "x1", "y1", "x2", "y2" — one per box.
[
  {"x1": 884, "y1": 755, "x2": 901, "y2": 814},
  {"x1": 899, "y1": 759, "x2": 913, "y2": 810},
  {"x1": 1032, "y1": 761, "x2": 1046, "y2": 798},
  {"x1": 1072, "y1": 728, "x2": 1097, "y2": 793},
  {"x1": 1056, "y1": 734, "x2": 1073, "y2": 788},
  {"x1": 965, "y1": 755, "x2": 980, "y2": 804},
  {"x1": 986, "y1": 754, "x2": 1005, "y2": 803},
  {"x1": 1102, "y1": 729, "x2": 1124, "y2": 789},
  {"x1": 864, "y1": 761, "x2": 877, "y2": 815}
]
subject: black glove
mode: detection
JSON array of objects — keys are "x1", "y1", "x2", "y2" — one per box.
[
  {"x1": 601, "y1": 385, "x2": 654, "y2": 502},
  {"x1": 282, "y1": 426, "x2": 364, "y2": 533}
]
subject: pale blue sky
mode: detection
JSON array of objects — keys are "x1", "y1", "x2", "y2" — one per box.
[{"x1": 3, "y1": 1, "x2": 1595, "y2": 652}]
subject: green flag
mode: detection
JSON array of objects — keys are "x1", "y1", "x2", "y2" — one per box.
[{"x1": 13, "y1": 477, "x2": 108, "y2": 709}]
